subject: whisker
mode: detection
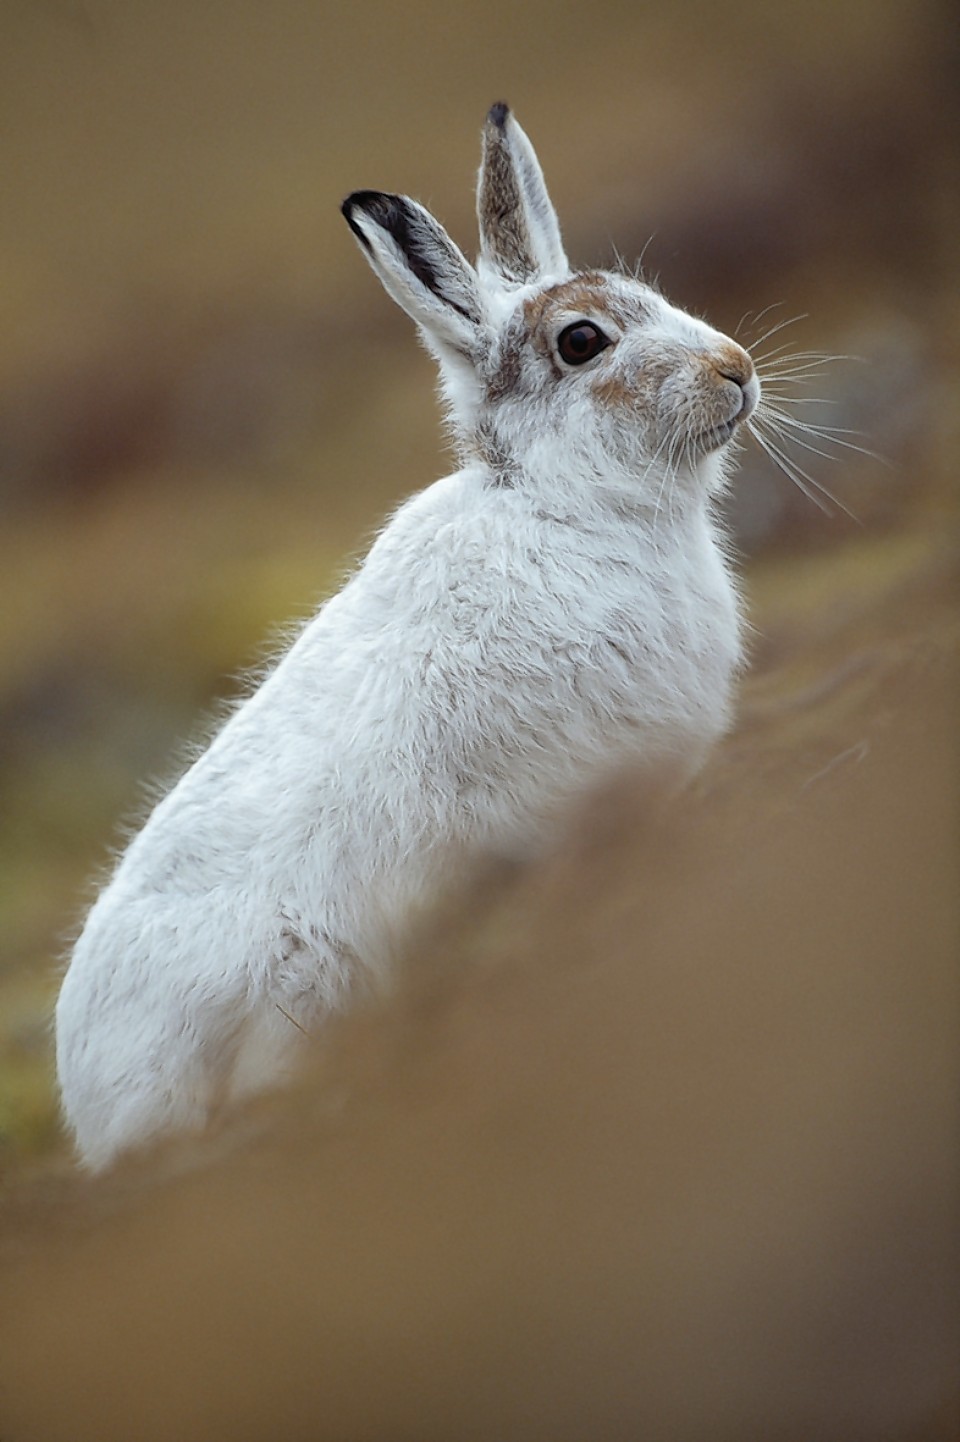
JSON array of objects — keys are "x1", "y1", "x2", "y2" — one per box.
[
  {"x1": 748, "y1": 420, "x2": 861, "y2": 522},
  {"x1": 757, "y1": 366, "x2": 848, "y2": 388},
  {"x1": 760, "y1": 407, "x2": 884, "y2": 465},
  {"x1": 642, "y1": 430, "x2": 676, "y2": 535},
  {"x1": 748, "y1": 425, "x2": 833, "y2": 516},
  {"x1": 744, "y1": 334, "x2": 879, "y2": 522},
  {"x1": 664, "y1": 433, "x2": 691, "y2": 532},
  {"x1": 757, "y1": 374, "x2": 831, "y2": 389},
  {"x1": 759, "y1": 393, "x2": 839, "y2": 407},
  {"x1": 765, "y1": 410, "x2": 861, "y2": 439},
  {"x1": 735, "y1": 299, "x2": 785, "y2": 339},
  {"x1": 655, "y1": 437, "x2": 684, "y2": 535},
  {"x1": 746, "y1": 311, "x2": 808, "y2": 352},
  {"x1": 761, "y1": 414, "x2": 848, "y2": 467},
  {"x1": 637, "y1": 233, "x2": 657, "y2": 276},
  {"x1": 757, "y1": 352, "x2": 859, "y2": 375},
  {"x1": 756, "y1": 356, "x2": 845, "y2": 377},
  {"x1": 752, "y1": 341, "x2": 833, "y2": 367}
]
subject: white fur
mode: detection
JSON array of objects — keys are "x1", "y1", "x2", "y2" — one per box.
[{"x1": 56, "y1": 106, "x2": 760, "y2": 1168}]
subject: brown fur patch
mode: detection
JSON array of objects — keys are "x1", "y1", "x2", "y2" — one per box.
[
  {"x1": 481, "y1": 304, "x2": 536, "y2": 405},
  {"x1": 470, "y1": 419, "x2": 519, "y2": 485},
  {"x1": 707, "y1": 342, "x2": 755, "y2": 387},
  {"x1": 523, "y1": 274, "x2": 643, "y2": 335},
  {"x1": 484, "y1": 333, "x2": 524, "y2": 402},
  {"x1": 591, "y1": 375, "x2": 641, "y2": 411},
  {"x1": 591, "y1": 352, "x2": 673, "y2": 412},
  {"x1": 479, "y1": 123, "x2": 537, "y2": 284}
]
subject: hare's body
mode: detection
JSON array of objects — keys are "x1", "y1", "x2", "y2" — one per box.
[{"x1": 58, "y1": 104, "x2": 758, "y2": 1168}]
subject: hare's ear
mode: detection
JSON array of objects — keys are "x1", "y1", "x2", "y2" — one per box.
[
  {"x1": 477, "y1": 102, "x2": 568, "y2": 287},
  {"x1": 342, "y1": 191, "x2": 484, "y2": 360}
]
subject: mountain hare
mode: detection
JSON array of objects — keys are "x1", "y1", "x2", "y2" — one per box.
[{"x1": 57, "y1": 103, "x2": 759, "y2": 1168}]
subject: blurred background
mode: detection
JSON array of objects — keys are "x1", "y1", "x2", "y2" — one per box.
[{"x1": 0, "y1": 0, "x2": 956, "y2": 1164}]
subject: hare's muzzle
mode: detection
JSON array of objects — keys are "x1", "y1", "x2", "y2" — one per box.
[{"x1": 709, "y1": 345, "x2": 759, "y2": 426}]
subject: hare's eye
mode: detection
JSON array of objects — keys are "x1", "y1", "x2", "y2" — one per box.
[{"x1": 557, "y1": 321, "x2": 611, "y2": 367}]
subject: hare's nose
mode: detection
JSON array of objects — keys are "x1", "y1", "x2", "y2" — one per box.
[{"x1": 709, "y1": 345, "x2": 759, "y2": 422}]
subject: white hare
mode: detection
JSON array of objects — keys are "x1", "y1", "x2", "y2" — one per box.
[{"x1": 56, "y1": 103, "x2": 759, "y2": 1169}]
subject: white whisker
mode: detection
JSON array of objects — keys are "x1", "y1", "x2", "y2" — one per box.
[
  {"x1": 748, "y1": 424, "x2": 834, "y2": 515},
  {"x1": 651, "y1": 433, "x2": 684, "y2": 538},
  {"x1": 760, "y1": 393, "x2": 838, "y2": 407},
  {"x1": 761, "y1": 413, "x2": 845, "y2": 467},
  {"x1": 637, "y1": 233, "x2": 656, "y2": 277},
  {"x1": 735, "y1": 299, "x2": 785, "y2": 339},
  {"x1": 752, "y1": 340, "x2": 835, "y2": 367},
  {"x1": 748, "y1": 419, "x2": 861, "y2": 522},
  {"x1": 746, "y1": 311, "x2": 808, "y2": 354},
  {"x1": 760, "y1": 407, "x2": 885, "y2": 466},
  {"x1": 757, "y1": 352, "x2": 859, "y2": 375},
  {"x1": 756, "y1": 373, "x2": 829, "y2": 389}
]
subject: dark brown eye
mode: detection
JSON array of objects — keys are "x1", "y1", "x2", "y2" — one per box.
[{"x1": 557, "y1": 321, "x2": 611, "y2": 367}]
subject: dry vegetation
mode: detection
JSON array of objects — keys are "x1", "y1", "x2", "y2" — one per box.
[{"x1": 0, "y1": 0, "x2": 957, "y2": 1435}]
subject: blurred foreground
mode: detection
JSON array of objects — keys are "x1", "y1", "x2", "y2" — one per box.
[{"x1": 0, "y1": 523, "x2": 957, "y2": 1439}]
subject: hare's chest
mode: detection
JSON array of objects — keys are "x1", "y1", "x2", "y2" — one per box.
[{"x1": 543, "y1": 534, "x2": 742, "y2": 741}]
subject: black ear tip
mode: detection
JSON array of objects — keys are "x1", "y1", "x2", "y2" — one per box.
[
  {"x1": 342, "y1": 189, "x2": 389, "y2": 218},
  {"x1": 342, "y1": 192, "x2": 373, "y2": 248},
  {"x1": 342, "y1": 190, "x2": 403, "y2": 247},
  {"x1": 487, "y1": 101, "x2": 510, "y2": 129}
]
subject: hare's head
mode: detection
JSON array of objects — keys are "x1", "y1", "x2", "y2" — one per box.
[{"x1": 343, "y1": 104, "x2": 759, "y2": 507}]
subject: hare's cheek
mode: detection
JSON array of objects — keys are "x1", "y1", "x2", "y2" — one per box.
[
  {"x1": 659, "y1": 362, "x2": 722, "y2": 433},
  {"x1": 654, "y1": 375, "x2": 694, "y2": 438},
  {"x1": 590, "y1": 369, "x2": 659, "y2": 419}
]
